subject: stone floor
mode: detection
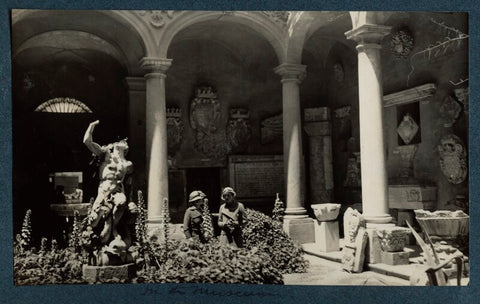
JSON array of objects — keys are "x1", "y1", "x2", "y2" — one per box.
[
  {"x1": 299, "y1": 242, "x2": 470, "y2": 286},
  {"x1": 283, "y1": 253, "x2": 410, "y2": 286}
]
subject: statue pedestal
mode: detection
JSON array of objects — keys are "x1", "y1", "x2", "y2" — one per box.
[
  {"x1": 82, "y1": 263, "x2": 136, "y2": 283},
  {"x1": 283, "y1": 217, "x2": 315, "y2": 244},
  {"x1": 314, "y1": 221, "x2": 339, "y2": 252}
]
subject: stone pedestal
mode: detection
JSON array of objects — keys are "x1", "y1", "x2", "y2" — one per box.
[
  {"x1": 314, "y1": 221, "x2": 339, "y2": 252},
  {"x1": 304, "y1": 107, "x2": 334, "y2": 204},
  {"x1": 283, "y1": 217, "x2": 315, "y2": 244},
  {"x1": 380, "y1": 251, "x2": 410, "y2": 265},
  {"x1": 82, "y1": 263, "x2": 136, "y2": 283}
]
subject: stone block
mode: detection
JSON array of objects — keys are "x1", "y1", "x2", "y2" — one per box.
[
  {"x1": 380, "y1": 250, "x2": 410, "y2": 265},
  {"x1": 388, "y1": 185, "x2": 436, "y2": 210},
  {"x1": 397, "y1": 210, "x2": 414, "y2": 227},
  {"x1": 365, "y1": 228, "x2": 382, "y2": 264},
  {"x1": 82, "y1": 263, "x2": 136, "y2": 283},
  {"x1": 283, "y1": 217, "x2": 315, "y2": 244},
  {"x1": 342, "y1": 226, "x2": 368, "y2": 273},
  {"x1": 314, "y1": 220, "x2": 339, "y2": 252}
]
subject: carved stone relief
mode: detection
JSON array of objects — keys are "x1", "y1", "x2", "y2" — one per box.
[
  {"x1": 190, "y1": 86, "x2": 227, "y2": 159},
  {"x1": 439, "y1": 95, "x2": 462, "y2": 128},
  {"x1": 393, "y1": 144, "x2": 418, "y2": 181},
  {"x1": 438, "y1": 134, "x2": 467, "y2": 184},
  {"x1": 344, "y1": 154, "x2": 361, "y2": 188},
  {"x1": 166, "y1": 108, "x2": 184, "y2": 156},
  {"x1": 227, "y1": 108, "x2": 251, "y2": 153},
  {"x1": 397, "y1": 113, "x2": 419, "y2": 145},
  {"x1": 376, "y1": 227, "x2": 410, "y2": 252},
  {"x1": 342, "y1": 207, "x2": 368, "y2": 273},
  {"x1": 390, "y1": 30, "x2": 414, "y2": 58},
  {"x1": 261, "y1": 114, "x2": 282, "y2": 144},
  {"x1": 454, "y1": 87, "x2": 469, "y2": 115},
  {"x1": 137, "y1": 10, "x2": 175, "y2": 28},
  {"x1": 333, "y1": 106, "x2": 352, "y2": 141},
  {"x1": 333, "y1": 62, "x2": 345, "y2": 83}
]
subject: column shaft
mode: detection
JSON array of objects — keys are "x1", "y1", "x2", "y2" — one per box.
[
  {"x1": 141, "y1": 57, "x2": 172, "y2": 224},
  {"x1": 346, "y1": 25, "x2": 393, "y2": 226}
]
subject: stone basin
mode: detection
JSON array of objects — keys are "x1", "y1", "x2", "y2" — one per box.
[
  {"x1": 414, "y1": 209, "x2": 469, "y2": 238},
  {"x1": 311, "y1": 203, "x2": 341, "y2": 222}
]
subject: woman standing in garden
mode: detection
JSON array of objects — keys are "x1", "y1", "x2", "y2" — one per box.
[
  {"x1": 218, "y1": 187, "x2": 247, "y2": 248},
  {"x1": 183, "y1": 190, "x2": 207, "y2": 243}
]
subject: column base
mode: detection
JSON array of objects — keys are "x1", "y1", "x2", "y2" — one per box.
[
  {"x1": 363, "y1": 213, "x2": 393, "y2": 228},
  {"x1": 284, "y1": 207, "x2": 309, "y2": 218},
  {"x1": 283, "y1": 217, "x2": 315, "y2": 244},
  {"x1": 314, "y1": 221, "x2": 339, "y2": 252}
]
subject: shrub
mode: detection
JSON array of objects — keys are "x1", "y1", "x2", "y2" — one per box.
[
  {"x1": 14, "y1": 241, "x2": 84, "y2": 285},
  {"x1": 243, "y1": 208, "x2": 309, "y2": 274},
  {"x1": 135, "y1": 239, "x2": 283, "y2": 284}
]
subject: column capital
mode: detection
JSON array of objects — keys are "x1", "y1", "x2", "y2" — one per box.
[
  {"x1": 274, "y1": 63, "x2": 307, "y2": 83},
  {"x1": 345, "y1": 24, "x2": 392, "y2": 45},
  {"x1": 125, "y1": 76, "x2": 146, "y2": 91},
  {"x1": 140, "y1": 57, "x2": 173, "y2": 74}
]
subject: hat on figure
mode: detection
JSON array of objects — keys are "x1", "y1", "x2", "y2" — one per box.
[
  {"x1": 188, "y1": 190, "x2": 206, "y2": 203},
  {"x1": 221, "y1": 187, "x2": 236, "y2": 200}
]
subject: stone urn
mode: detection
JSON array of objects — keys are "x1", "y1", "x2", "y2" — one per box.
[
  {"x1": 311, "y1": 203, "x2": 341, "y2": 222},
  {"x1": 414, "y1": 209, "x2": 469, "y2": 238},
  {"x1": 376, "y1": 227, "x2": 411, "y2": 252}
]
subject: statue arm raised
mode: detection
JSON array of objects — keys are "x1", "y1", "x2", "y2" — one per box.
[{"x1": 83, "y1": 120, "x2": 104, "y2": 156}]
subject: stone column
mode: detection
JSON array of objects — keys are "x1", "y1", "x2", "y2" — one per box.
[
  {"x1": 125, "y1": 77, "x2": 146, "y2": 194},
  {"x1": 274, "y1": 63, "x2": 314, "y2": 244},
  {"x1": 140, "y1": 57, "x2": 172, "y2": 224},
  {"x1": 345, "y1": 24, "x2": 393, "y2": 227},
  {"x1": 304, "y1": 107, "x2": 334, "y2": 204}
]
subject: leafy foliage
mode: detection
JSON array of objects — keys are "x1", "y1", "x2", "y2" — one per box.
[
  {"x1": 14, "y1": 239, "x2": 84, "y2": 285},
  {"x1": 135, "y1": 239, "x2": 283, "y2": 284},
  {"x1": 272, "y1": 193, "x2": 285, "y2": 222},
  {"x1": 20, "y1": 209, "x2": 32, "y2": 250},
  {"x1": 14, "y1": 194, "x2": 307, "y2": 285},
  {"x1": 243, "y1": 208, "x2": 309, "y2": 274},
  {"x1": 201, "y1": 199, "x2": 215, "y2": 241}
]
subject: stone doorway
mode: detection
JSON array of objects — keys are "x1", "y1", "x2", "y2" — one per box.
[{"x1": 186, "y1": 167, "x2": 222, "y2": 215}]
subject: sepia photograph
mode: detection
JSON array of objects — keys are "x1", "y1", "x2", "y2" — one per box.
[{"x1": 8, "y1": 7, "x2": 471, "y2": 300}]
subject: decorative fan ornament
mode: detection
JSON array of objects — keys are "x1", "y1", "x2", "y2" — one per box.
[{"x1": 35, "y1": 98, "x2": 92, "y2": 113}]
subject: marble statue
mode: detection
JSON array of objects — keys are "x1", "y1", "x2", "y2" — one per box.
[{"x1": 83, "y1": 120, "x2": 137, "y2": 266}]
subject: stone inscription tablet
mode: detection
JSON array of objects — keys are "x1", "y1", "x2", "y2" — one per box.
[{"x1": 228, "y1": 155, "x2": 284, "y2": 198}]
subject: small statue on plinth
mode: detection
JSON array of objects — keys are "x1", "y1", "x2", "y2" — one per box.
[{"x1": 82, "y1": 120, "x2": 137, "y2": 267}]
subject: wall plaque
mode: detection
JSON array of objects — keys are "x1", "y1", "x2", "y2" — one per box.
[{"x1": 228, "y1": 155, "x2": 284, "y2": 199}]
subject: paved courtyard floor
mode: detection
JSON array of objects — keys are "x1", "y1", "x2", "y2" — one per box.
[{"x1": 283, "y1": 254, "x2": 409, "y2": 286}]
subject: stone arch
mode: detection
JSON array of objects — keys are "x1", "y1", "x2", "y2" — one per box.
[
  {"x1": 157, "y1": 11, "x2": 286, "y2": 63},
  {"x1": 285, "y1": 11, "x2": 353, "y2": 64},
  {"x1": 12, "y1": 9, "x2": 148, "y2": 75}
]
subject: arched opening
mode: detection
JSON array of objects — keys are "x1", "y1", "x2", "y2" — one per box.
[
  {"x1": 11, "y1": 10, "x2": 147, "y2": 243},
  {"x1": 164, "y1": 19, "x2": 282, "y2": 221}
]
